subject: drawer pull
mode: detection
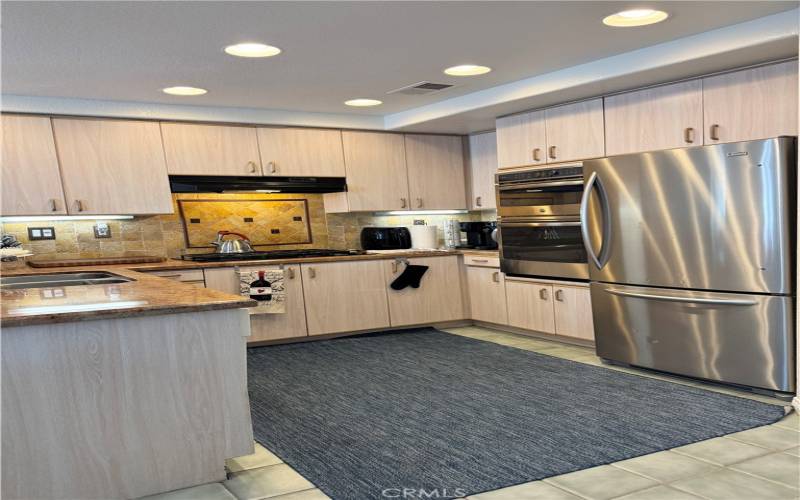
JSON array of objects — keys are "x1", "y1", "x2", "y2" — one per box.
[
  {"x1": 539, "y1": 288, "x2": 548, "y2": 300},
  {"x1": 49, "y1": 199, "x2": 58, "y2": 212},
  {"x1": 533, "y1": 148, "x2": 541, "y2": 162},
  {"x1": 268, "y1": 161, "x2": 277, "y2": 174},
  {"x1": 492, "y1": 271, "x2": 500, "y2": 283},
  {"x1": 401, "y1": 198, "x2": 407, "y2": 209},
  {"x1": 75, "y1": 200, "x2": 85, "y2": 212},
  {"x1": 287, "y1": 268, "x2": 295, "y2": 279},
  {"x1": 555, "y1": 289, "x2": 564, "y2": 302},
  {"x1": 248, "y1": 161, "x2": 258, "y2": 173},
  {"x1": 548, "y1": 146, "x2": 557, "y2": 160},
  {"x1": 710, "y1": 124, "x2": 720, "y2": 141},
  {"x1": 476, "y1": 196, "x2": 482, "y2": 207},
  {"x1": 472, "y1": 259, "x2": 489, "y2": 263},
  {"x1": 308, "y1": 267, "x2": 316, "y2": 279},
  {"x1": 684, "y1": 127, "x2": 695, "y2": 144},
  {"x1": 416, "y1": 198, "x2": 423, "y2": 208}
]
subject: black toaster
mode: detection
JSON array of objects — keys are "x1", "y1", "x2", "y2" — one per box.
[{"x1": 360, "y1": 227, "x2": 412, "y2": 250}]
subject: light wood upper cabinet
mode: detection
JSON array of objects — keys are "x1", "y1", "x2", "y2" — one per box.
[
  {"x1": 52, "y1": 118, "x2": 173, "y2": 215},
  {"x1": 338, "y1": 131, "x2": 410, "y2": 211},
  {"x1": 496, "y1": 110, "x2": 547, "y2": 169},
  {"x1": 384, "y1": 256, "x2": 465, "y2": 327},
  {"x1": 466, "y1": 132, "x2": 498, "y2": 210},
  {"x1": 545, "y1": 99, "x2": 605, "y2": 162},
  {"x1": 505, "y1": 278, "x2": 555, "y2": 334},
  {"x1": 553, "y1": 285, "x2": 594, "y2": 341},
  {"x1": 703, "y1": 61, "x2": 798, "y2": 144},
  {"x1": 466, "y1": 265, "x2": 508, "y2": 325},
  {"x1": 404, "y1": 134, "x2": 467, "y2": 210},
  {"x1": 302, "y1": 260, "x2": 390, "y2": 335},
  {"x1": 257, "y1": 127, "x2": 346, "y2": 177},
  {"x1": 1, "y1": 115, "x2": 67, "y2": 215},
  {"x1": 161, "y1": 122, "x2": 262, "y2": 176},
  {"x1": 604, "y1": 80, "x2": 703, "y2": 156}
]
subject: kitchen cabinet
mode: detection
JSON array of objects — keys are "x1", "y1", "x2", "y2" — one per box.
[
  {"x1": 703, "y1": 61, "x2": 798, "y2": 144},
  {"x1": 505, "y1": 278, "x2": 555, "y2": 334},
  {"x1": 553, "y1": 285, "x2": 594, "y2": 341},
  {"x1": 203, "y1": 265, "x2": 308, "y2": 342},
  {"x1": 466, "y1": 132, "x2": 498, "y2": 210},
  {"x1": 1, "y1": 115, "x2": 67, "y2": 215},
  {"x1": 404, "y1": 134, "x2": 467, "y2": 210},
  {"x1": 544, "y1": 99, "x2": 605, "y2": 162},
  {"x1": 301, "y1": 260, "x2": 390, "y2": 335},
  {"x1": 51, "y1": 118, "x2": 173, "y2": 215},
  {"x1": 331, "y1": 131, "x2": 409, "y2": 211},
  {"x1": 496, "y1": 110, "x2": 546, "y2": 169},
  {"x1": 257, "y1": 127, "x2": 346, "y2": 177},
  {"x1": 466, "y1": 265, "x2": 508, "y2": 325},
  {"x1": 383, "y1": 256, "x2": 465, "y2": 327},
  {"x1": 161, "y1": 122, "x2": 262, "y2": 176},
  {"x1": 604, "y1": 80, "x2": 703, "y2": 155}
]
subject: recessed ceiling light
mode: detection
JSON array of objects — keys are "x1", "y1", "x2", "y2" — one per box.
[
  {"x1": 603, "y1": 9, "x2": 668, "y2": 27},
  {"x1": 224, "y1": 43, "x2": 282, "y2": 58},
  {"x1": 444, "y1": 64, "x2": 492, "y2": 76},
  {"x1": 162, "y1": 86, "x2": 207, "y2": 96},
  {"x1": 344, "y1": 98, "x2": 382, "y2": 107}
]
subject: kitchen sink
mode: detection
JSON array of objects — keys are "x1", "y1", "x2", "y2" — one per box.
[{"x1": 0, "y1": 271, "x2": 134, "y2": 289}]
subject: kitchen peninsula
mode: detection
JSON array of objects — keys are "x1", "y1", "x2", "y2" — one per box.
[{"x1": 1, "y1": 269, "x2": 256, "y2": 499}]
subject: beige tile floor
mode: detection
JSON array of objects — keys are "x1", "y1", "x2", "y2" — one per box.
[{"x1": 142, "y1": 326, "x2": 800, "y2": 500}]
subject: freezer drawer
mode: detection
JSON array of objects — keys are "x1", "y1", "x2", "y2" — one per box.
[{"x1": 591, "y1": 282, "x2": 795, "y2": 392}]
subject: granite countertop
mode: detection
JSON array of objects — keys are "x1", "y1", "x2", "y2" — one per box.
[{"x1": 1, "y1": 249, "x2": 498, "y2": 327}]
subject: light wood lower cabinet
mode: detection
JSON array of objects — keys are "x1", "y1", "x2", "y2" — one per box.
[
  {"x1": 383, "y1": 256, "x2": 465, "y2": 326},
  {"x1": 301, "y1": 260, "x2": 390, "y2": 335},
  {"x1": 466, "y1": 266, "x2": 508, "y2": 325},
  {"x1": 553, "y1": 285, "x2": 594, "y2": 341},
  {"x1": 505, "y1": 278, "x2": 556, "y2": 334},
  {"x1": 203, "y1": 265, "x2": 308, "y2": 342}
]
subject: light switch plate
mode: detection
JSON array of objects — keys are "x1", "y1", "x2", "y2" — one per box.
[
  {"x1": 93, "y1": 223, "x2": 111, "y2": 238},
  {"x1": 28, "y1": 227, "x2": 56, "y2": 240}
]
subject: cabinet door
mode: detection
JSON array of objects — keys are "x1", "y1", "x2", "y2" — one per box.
[
  {"x1": 604, "y1": 80, "x2": 703, "y2": 155},
  {"x1": 341, "y1": 131, "x2": 409, "y2": 211},
  {"x1": 545, "y1": 99, "x2": 605, "y2": 163},
  {"x1": 496, "y1": 110, "x2": 546, "y2": 169},
  {"x1": 505, "y1": 279, "x2": 555, "y2": 333},
  {"x1": 384, "y1": 256, "x2": 465, "y2": 326},
  {"x1": 52, "y1": 118, "x2": 173, "y2": 215},
  {"x1": 703, "y1": 61, "x2": 798, "y2": 144},
  {"x1": 553, "y1": 285, "x2": 594, "y2": 341},
  {"x1": 204, "y1": 266, "x2": 309, "y2": 342},
  {"x1": 161, "y1": 122, "x2": 262, "y2": 176},
  {"x1": 302, "y1": 260, "x2": 390, "y2": 335},
  {"x1": 1, "y1": 115, "x2": 67, "y2": 215},
  {"x1": 466, "y1": 266, "x2": 508, "y2": 325},
  {"x1": 466, "y1": 132, "x2": 498, "y2": 210},
  {"x1": 257, "y1": 127, "x2": 345, "y2": 177},
  {"x1": 405, "y1": 134, "x2": 467, "y2": 210}
]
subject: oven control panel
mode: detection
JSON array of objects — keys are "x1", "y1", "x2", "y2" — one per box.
[{"x1": 498, "y1": 165, "x2": 583, "y2": 184}]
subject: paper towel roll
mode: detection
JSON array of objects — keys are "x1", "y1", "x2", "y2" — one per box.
[{"x1": 407, "y1": 225, "x2": 438, "y2": 249}]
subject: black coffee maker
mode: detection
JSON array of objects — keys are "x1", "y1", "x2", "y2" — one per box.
[{"x1": 458, "y1": 221, "x2": 498, "y2": 250}]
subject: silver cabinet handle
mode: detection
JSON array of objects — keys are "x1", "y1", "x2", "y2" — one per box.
[
  {"x1": 391, "y1": 261, "x2": 398, "y2": 273},
  {"x1": 49, "y1": 199, "x2": 58, "y2": 212},
  {"x1": 308, "y1": 267, "x2": 316, "y2": 279},
  {"x1": 75, "y1": 200, "x2": 85, "y2": 212},
  {"x1": 533, "y1": 148, "x2": 541, "y2": 162},
  {"x1": 605, "y1": 288, "x2": 757, "y2": 306},
  {"x1": 472, "y1": 258, "x2": 489, "y2": 263},
  {"x1": 710, "y1": 124, "x2": 720, "y2": 141},
  {"x1": 416, "y1": 198, "x2": 423, "y2": 208},
  {"x1": 492, "y1": 271, "x2": 500, "y2": 283},
  {"x1": 580, "y1": 171, "x2": 612, "y2": 270},
  {"x1": 539, "y1": 288, "x2": 548, "y2": 300},
  {"x1": 476, "y1": 196, "x2": 482, "y2": 207},
  {"x1": 248, "y1": 161, "x2": 258, "y2": 173},
  {"x1": 268, "y1": 161, "x2": 277, "y2": 174},
  {"x1": 684, "y1": 127, "x2": 695, "y2": 144},
  {"x1": 287, "y1": 268, "x2": 295, "y2": 279},
  {"x1": 555, "y1": 289, "x2": 564, "y2": 302},
  {"x1": 400, "y1": 198, "x2": 407, "y2": 209},
  {"x1": 158, "y1": 274, "x2": 183, "y2": 279},
  {"x1": 548, "y1": 145, "x2": 557, "y2": 160}
]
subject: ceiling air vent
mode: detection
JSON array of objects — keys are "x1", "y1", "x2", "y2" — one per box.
[{"x1": 387, "y1": 81, "x2": 455, "y2": 96}]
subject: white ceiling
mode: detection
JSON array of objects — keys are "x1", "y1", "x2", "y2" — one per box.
[{"x1": 2, "y1": 1, "x2": 798, "y2": 132}]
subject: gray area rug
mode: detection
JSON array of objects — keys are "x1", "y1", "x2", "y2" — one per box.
[{"x1": 246, "y1": 328, "x2": 787, "y2": 500}]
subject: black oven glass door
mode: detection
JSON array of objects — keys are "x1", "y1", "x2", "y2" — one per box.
[
  {"x1": 500, "y1": 221, "x2": 587, "y2": 263},
  {"x1": 498, "y1": 182, "x2": 583, "y2": 218}
]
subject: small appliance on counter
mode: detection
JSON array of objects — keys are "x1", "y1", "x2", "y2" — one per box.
[
  {"x1": 360, "y1": 227, "x2": 412, "y2": 250},
  {"x1": 407, "y1": 225, "x2": 438, "y2": 249},
  {"x1": 458, "y1": 222, "x2": 498, "y2": 250}
]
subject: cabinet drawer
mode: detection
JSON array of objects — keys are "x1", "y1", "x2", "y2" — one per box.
[
  {"x1": 464, "y1": 255, "x2": 500, "y2": 268},
  {"x1": 147, "y1": 269, "x2": 206, "y2": 286}
]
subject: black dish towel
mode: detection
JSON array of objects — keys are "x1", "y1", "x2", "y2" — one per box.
[{"x1": 390, "y1": 264, "x2": 429, "y2": 290}]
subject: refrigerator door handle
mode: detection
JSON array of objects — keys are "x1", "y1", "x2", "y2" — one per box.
[
  {"x1": 580, "y1": 171, "x2": 611, "y2": 269},
  {"x1": 605, "y1": 288, "x2": 758, "y2": 306}
]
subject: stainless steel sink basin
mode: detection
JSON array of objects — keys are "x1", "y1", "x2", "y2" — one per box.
[{"x1": 1, "y1": 271, "x2": 134, "y2": 289}]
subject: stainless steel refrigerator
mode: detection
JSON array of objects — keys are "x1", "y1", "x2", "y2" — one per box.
[{"x1": 581, "y1": 137, "x2": 796, "y2": 393}]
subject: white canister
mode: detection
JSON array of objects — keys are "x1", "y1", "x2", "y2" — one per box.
[{"x1": 407, "y1": 225, "x2": 438, "y2": 249}]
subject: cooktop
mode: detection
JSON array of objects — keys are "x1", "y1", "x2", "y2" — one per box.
[{"x1": 180, "y1": 249, "x2": 365, "y2": 262}]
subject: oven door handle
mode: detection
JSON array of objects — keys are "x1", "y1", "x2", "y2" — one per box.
[
  {"x1": 498, "y1": 179, "x2": 584, "y2": 191},
  {"x1": 580, "y1": 171, "x2": 611, "y2": 269},
  {"x1": 499, "y1": 221, "x2": 581, "y2": 227}
]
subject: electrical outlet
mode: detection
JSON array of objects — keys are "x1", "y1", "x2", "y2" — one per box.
[
  {"x1": 94, "y1": 223, "x2": 111, "y2": 238},
  {"x1": 28, "y1": 227, "x2": 56, "y2": 240}
]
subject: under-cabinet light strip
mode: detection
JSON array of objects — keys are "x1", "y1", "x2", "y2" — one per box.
[{"x1": 1, "y1": 215, "x2": 135, "y2": 222}]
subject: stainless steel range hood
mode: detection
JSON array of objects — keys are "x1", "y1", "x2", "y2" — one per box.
[{"x1": 169, "y1": 175, "x2": 347, "y2": 194}]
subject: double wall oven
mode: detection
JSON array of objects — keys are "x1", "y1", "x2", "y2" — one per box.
[{"x1": 496, "y1": 163, "x2": 589, "y2": 280}]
